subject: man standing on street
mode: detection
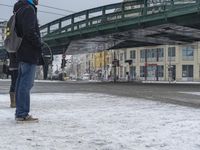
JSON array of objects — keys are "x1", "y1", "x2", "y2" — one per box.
[{"x1": 14, "y1": 0, "x2": 42, "y2": 122}]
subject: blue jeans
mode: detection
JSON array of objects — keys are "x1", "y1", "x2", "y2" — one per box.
[{"x1": 15, "y1": 62, "x2": 36, "y2": 118}]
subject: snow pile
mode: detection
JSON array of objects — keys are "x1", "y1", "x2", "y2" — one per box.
[{"x1": 0, "y1": 93, "x2": 200, "y2": 150}]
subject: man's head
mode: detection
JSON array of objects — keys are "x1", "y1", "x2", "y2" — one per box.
[{"x1": 27, "y1": 0, "x2": 39, "y2": 5}]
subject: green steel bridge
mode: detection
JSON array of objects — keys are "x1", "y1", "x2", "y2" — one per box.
[{"x1": 1, "y1": 0, "x2": 200, "y2": 58}]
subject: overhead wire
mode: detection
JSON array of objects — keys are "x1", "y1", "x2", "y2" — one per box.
[
  {"x1": 0, "y1": 3, "x2": 87, "y2": 21},
  {"x1": 0, "y1": 3, "x2": 12, "y2": 8},
  {"x1": 37, "y1": 10, "x2": 66, "y2": 16},
  {"x1": 39, "y1": 4, "x2": 76, "y2": 14},
  {"x1": 0, "y1": 3, "x2": 73, "y2": 17}
]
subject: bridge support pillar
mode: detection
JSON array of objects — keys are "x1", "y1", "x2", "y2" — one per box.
[{"x1": 43, "y1": 63, "x2": 49, "y2": 80}]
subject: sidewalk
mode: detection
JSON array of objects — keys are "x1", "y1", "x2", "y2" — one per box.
[
  {"x1": 142, "y1": 80, "x2": 200, "y2": 84},
  {"x1": 1, "y1": 78, "x2": 200, "y2": 85}
]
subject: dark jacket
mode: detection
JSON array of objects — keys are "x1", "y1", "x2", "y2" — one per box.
[{"x1": 14, "y1": 0, "x2": 42, "y2": 64}]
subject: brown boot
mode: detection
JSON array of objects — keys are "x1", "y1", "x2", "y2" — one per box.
[{"x1": 9, "y1": 92, "x2": 16, "y2": 108}]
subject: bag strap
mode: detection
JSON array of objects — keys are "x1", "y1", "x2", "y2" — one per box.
[
  {"x1": 14, "y1": 5, "x2": 35, "y2": 17},
  {"x1": 13, "y1": 5, "x2": 36, "y2": 36},
  {"x1": 13, "y1": 7, "x2": 24, "y2": 16}
]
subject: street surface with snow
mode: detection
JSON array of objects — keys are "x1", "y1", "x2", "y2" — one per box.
[{"x1": 1, "y1": 92, "x2": 200, "y2": 150}]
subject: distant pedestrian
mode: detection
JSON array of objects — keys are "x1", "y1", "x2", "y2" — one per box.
[
  {"x1": 14, "y1": 0, "x2": 42, "y2": 122},
  {"x1": 8, "y1": 52, "x2": 19, "y2": 108},
  {"x1": 2, "y1": 59, "x2": 10, "y2": 78}
]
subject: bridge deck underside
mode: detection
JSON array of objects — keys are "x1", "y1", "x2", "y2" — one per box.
[{"x1": 66, "y1": 23, "x2": 200, "y2": 55}]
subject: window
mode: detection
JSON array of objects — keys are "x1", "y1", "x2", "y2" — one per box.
[
  {"x1": 130, "y1": 50, "x2": 136, "y2": 59},
  {"x1": 147, "y1": 49, "x2": 157, "y2": 62},
  {"x1": 151, "y1": 49, "x2": 157, "y2": 58},
  {"x1": 182, "y1": 65, "x2": 193, "y2": 77},
  {"x1": 157, "y1": 48, "x2": 164, "y2": 57},
  {"x1": 140, "y1": 66, "x2": 145, "y2": 77},
  {"x1": 124, "y1": 67, "x2": 127, "y2": 77},
  {"x1": 120, "y1": 66, "x2": 123, "y2": 78},
  {"x1": 182, "y1": 46, "x2": 194, "y2": 61},
  {"x1": 157, "y1": 65, "x2": 164, "y2": 77},
  {"x1": 147, "y1": 65, "x2": 156, "y2": 78},
  {"x1": 168, "y1": 47, "x2": 176, "y2": 57},
  {"x1": 140, "y1": 49, "x2": 146, "y2": 62},
  {"x1": 120, "y1": 53, "x2": 123, "y2": 61},
  {"x1": 130, "y1": 66, "x2": 136, "y2": 80},
  {"x1": 124, "y1": 51, "x2": 127, "y2": 60}
]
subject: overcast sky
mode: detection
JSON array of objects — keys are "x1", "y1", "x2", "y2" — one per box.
[{"x1": 0, "y1": 0, "x2": 122, "y2": 25}]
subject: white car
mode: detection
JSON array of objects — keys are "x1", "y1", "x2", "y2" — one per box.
[{"x1": 82, "y1": 73, "x2": 90, "y2": 80}]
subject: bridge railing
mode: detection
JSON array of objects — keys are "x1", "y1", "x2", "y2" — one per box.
[{"x1": 40, "y1": 0, "x2": 199, "y2": 38}]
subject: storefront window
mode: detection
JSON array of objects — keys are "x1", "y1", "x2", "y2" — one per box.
[
  {"x1": 120, "y1": 66, "x2": 123, "y2": 78},
  {"x1": 140, "y1": 66, "x2": 145, "y2": 77},
  {"x1": 157, "y1": 65, "x2": 164, "y2": 77},
  {"x1": 182, "y1": 65, "x2": 193, "y2": 77}
]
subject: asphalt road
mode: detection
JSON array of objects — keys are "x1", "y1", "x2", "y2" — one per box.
[{"x1": 1, "y1": 80, "x2": 200, "y2": 107}]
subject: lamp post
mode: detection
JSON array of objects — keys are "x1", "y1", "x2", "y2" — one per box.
[
  {"x1": 169, "y1": 47, "x2": 172, "y2": 83},
  {"x1": 61, "y1": 53, "x2": 66, "y2": 81},
  {"x1": 145, "y1": 49, "x2": 148, "y2": 81}
]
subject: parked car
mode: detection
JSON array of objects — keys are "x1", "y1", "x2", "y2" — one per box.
[{"x1": 82, "y1": 73, "x2": 90, "y2": 80}]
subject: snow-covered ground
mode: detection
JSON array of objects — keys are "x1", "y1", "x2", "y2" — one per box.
[{"x1": 0, "y1": 93, "x2": 200, "y2": 150}]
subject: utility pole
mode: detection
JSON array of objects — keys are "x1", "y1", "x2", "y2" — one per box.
[
  {"x1": 61, "y1": 52, "x2": 66, "y2": 81},
  {"x1": 89, "y1": 60, "x2": 91, "y2": 80},
  {"x1": 156, "y1": 48, "x2": 159, "y2": 81},
  {"x1": 104, "y1": 51, "x2": 106, "y2": 80},
  {"x1": 169, "y1": 47, "x2": 172, "y2": 83},
  {"x1": 113, "y1": 51, "x2": 117, "y2": 83}
]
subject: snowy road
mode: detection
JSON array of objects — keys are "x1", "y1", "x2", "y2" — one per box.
[{"x1": 0, "y1": 93, "x2": 200, "y2": 150}]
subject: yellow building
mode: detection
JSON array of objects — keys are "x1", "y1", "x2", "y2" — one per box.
[
  {"x1": 88, "y1": 51, "x2": 109, "y2": 79},
  {"x1": 91, "y1": 51, "x2": 108, "y2": 71}
]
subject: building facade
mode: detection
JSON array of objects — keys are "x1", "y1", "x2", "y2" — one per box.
[
  {"x1": 110, "y1": 42, "x2": 200, "y2": 82},
  {"x1": 64, "y1": 41, "x2": 200, "y2": 82}
]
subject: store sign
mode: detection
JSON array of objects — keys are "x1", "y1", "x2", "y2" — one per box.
[{"x1": 145, "y1": 63, "x2": 157, "y2": 66}]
